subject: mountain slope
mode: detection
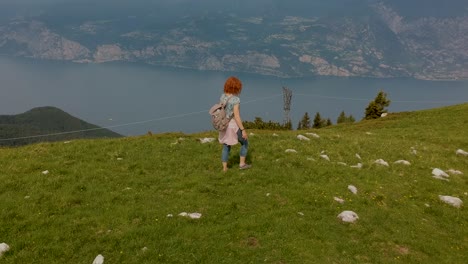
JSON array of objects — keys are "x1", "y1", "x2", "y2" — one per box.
[
  {"x1": 0, "y1": 104, "x2": 466, "y2": 263},
  {"x1": 0, "y1": 106, "x2": 122, "y2": 146}
]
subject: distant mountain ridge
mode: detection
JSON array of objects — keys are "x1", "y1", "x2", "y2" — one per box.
[
  {"x1": 0, "y1": 1, "x2": 466, "y2": 80},
  {"x1": 0, "y1": 106, "x2": 122, "y2": 146}
]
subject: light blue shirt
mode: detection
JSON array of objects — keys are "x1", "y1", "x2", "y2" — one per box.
[{"x1": 220, "y1": 94, "x2": 240, "y2": 119}]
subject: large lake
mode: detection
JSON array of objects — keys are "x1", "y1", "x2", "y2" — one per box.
[{"x1": 1, "y1": 56, "x2": 467, "y2": 136}]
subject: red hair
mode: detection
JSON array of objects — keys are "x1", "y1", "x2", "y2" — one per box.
[{"x1": 224, "y1": 76, "x2": 243, "y2": 94}]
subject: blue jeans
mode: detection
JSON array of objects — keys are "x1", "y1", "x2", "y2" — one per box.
[{"x1": 222, "y1": 129, "x2": 248, "y2": 162}]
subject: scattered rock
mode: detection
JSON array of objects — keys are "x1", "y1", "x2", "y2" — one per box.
[
  {"x1": 334, "y1": 197, "x2": 345, "y2": 204},
  {"x1": 0, "y1": 243, "x2": 10, "y2": 257},
  {"x1": 432, "y1": 168, "x2": 449, "y2": 179},
  {"x1": 42, "y1": 170, "x2": 49, "y2": 175},
  {"x1": 337, "y1": 211, "x2": 359, "y2": 223},
  {"x1": 266, "y1": 193, "x2": 271, "y2": 197},
  {"x1": 447, "y1": 169, "x2": 463, "y2": 175},
  {"x1": 411, "y1": 147, "x2": 417, "y2": 155},
  {"x1": 348, "y1": 185, "x2": 358, "y2": 194},
  {"x1": 394, "y1": 160, "x2": 411, "y2": 165},
  {"x1": 320, "y1": 155, "x2": 330, "y2": 161},
  {"x1": 64, "y1": 141, "x2": 71, "y2": 144},
  {"x1": 142, "y1": 247, "x2": 148, "y2": 252},
  {"x1": 307, "y1": 157, "x2": 316, "y2": 161},
  {"x1": 199, "y1": 138, "x2": 215, "y2": 144},
  {"x1": 92, "y1": 254, "x2": 104, "y2": 264},
  {"x1": 297, "y1": 212, "x2": 304, "y2": 216},
  {"x1": 24, "y1": 196, "x2": 30, "y2": 199},
  {"x1": 305, "y1": 132, "x2": 320, "y2": 138},
  {"x1": 355, "y1": 153, "x2": 361, "y2": 160},
  {"x1": 272, "y1": 133, "x2": 279, "y2": 137},
  {"x1": 188, "y1": 213, "x2": 202, "y2": 219},
  {"x1": 337, "y1": 162, "x2": 347, "y2": 166},
  {"x1": 116, "y1": 158, "x2": 123, "y2": 161},
  {"x1": 297, "y1": 134, "x2": 310, "y2": 141},
  {"x1": 456, "y1": 149, "x2": 468, "y2": 156},
  {"x1": 439, "y1": 195, "x2": 463, "y2": 208},
  {"x1": 285, "y1": 149, "x2": 297, "y2": 153},
  {"x1": 249, "y1": 133, "x2": 255, "y2": 136},
  {"x1": 351, "y1": 163, "x2": 362, "y2": 169},
  {"x1": 381, "y1": 113, "x2": 388, "y2": 117},
  {"x1": 178, "y1": 212, "x2": 202, "y2": 219},
  {"x1": 167, "y1": 214, "x2": 173, "y2": 218},
  {"x1": 365, "y1": 132, "x2": 373, "y2": 135},
  {"x1": 374, "y1": 159, "x2": 389, "y2": 166}
]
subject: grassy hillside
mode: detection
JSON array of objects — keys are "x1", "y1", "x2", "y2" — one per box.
[
  {"x1": 0, "y1": 104, "x2": 467, "y2": 263},
  {"x1": 0, "y1": 106, "x2": 122, "y2": 146}
]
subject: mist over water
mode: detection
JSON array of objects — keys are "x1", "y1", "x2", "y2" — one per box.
[{"x1": 1, "y1": 56, "x2": 467, "y2": 136}]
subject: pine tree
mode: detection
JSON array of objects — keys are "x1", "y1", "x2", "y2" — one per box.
[
  {"x1": 365, "y1": 90, "x2": 391, "y2": 120},
  {"x1": 326, "y1": 118, "x2": 332, "y2": 126},
  {"x1": 298, "y1": 112, "x2": 311, "y2": 130},
  {"x1": 313, "y1": 112, "x2": 323, "y2": 129},
  {"x1": 337, "y1": 111, "x2": 346, "y2": 124}
]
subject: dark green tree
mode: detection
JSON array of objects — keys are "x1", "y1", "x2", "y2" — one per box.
[
  {"x1": 326, "y1": 118, "x2": 332, "y2": 126},
  {"x1": 313, "y1": 112, "x2": 323, "y2": 129},
  {"x1": 297, "y1": 112, "x2": 311, "y2": 130},
  {"x1": 364, "y1": 90, "x2": 391, "y2": 120},
  {"x1": 337, "y1": 111, "x2": 356, "y2": 124},
  {"x1": 337, "y1": 111, "x2": 346, "y2": 124}
]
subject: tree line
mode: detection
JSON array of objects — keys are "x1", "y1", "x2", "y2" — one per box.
[{"x1": 245, "y1": 90, "x2": 390, "y2": 130}]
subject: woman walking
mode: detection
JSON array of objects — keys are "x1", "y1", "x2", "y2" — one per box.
[{"x1": 218, "y1": 76, "x2": 251, "y2": 172}]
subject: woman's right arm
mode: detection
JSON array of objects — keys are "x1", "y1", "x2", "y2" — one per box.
[{"x1": 233, "y1": 104, "x2": 248, "y2": 139}]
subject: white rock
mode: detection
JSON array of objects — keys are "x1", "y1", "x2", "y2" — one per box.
[
  {"x1": 337, "y1": 162, "x2": 347, "y2": 166},
  {"x1": 24, "y1": 196, "x2": 30, "y2": 199},
  {"x1": 350, "y1": 163, "x2": 362, "y2": 169},
  {"x1": 432, "y1": 168, "x2": 449, "y2": 178},
  {"x1": 305, "y1": 132, "x2": 320, "y2": 138},
  {"x1": 411, "y1": 148, "x2": 418, "y2": 155},
  {"x1": 42, "y1": 170, "x2": 49, "y2": 175},
  {"x1": 92, "y1": 254, "x2": 104, "y2": 264},
  {"x1": 374, "y1": 159, "x2": 389, "y2": 166},
  {"x1": 285, "y1": 149, "x2": 297, "y2": 153},
  {"x1": 433, "y1": 175, "x2": 450, "y2": 181},
  {"x1": 334, "y1": 197, "x2": 345, "y2": 204},
  {"x1": 456, "y1": 149, "x2": 468, "y2": 156},
  {"x1": 142, "y1": 247, "x2": 148, "y2": 252},
  {"x1": 447, "y1": 169, "x2": 463, "y2": 175},
  {"x1": 188, "y1": 213, "x2": 202, "y2": 219},
  {"x1": 297, "y1": 134, "x2": 310, "y2": 141},
  {"x1": 337, "y1": 211, "x2": 359, "y2": 223},
  {"x1": 355, "y1": 153, "x2": 361, "y2": 160},
  {"x1": 320, "y1": 155, "x2": 330, "y2": 161},
  {"x1": 0, "y1": 243, "x2": 10, "y2": 257},
  {"x1": 425, "y1": 203, "x2": 430, "y2": 207},
  {"x1": 297, "y1": 212, "x2": 304, "y2": 216},
  {"x1": 178, "y1": 212, "x2": 188, "y2": 217},
  {"x1": 64, "y1": 141, "x2": 71, "y2": 144},
  {"x1": 394, "y1": 160, "x2": 411, "y2": 165},
  {"x1": 272, "y1": 133, "x2": 279, "y2": 137},
  {"x1": 307, "y1": 157, "x2": 316, "y2": 161},
  {"x1": 381, "y1": 113, "x2": 388, "y2": 117},
  {"x1": 348, "y1": 185, "x2": 358, "y2": 194},
  {"x1": 266, "y1": 193, "x2": 271, "y2": 197},
  {"x1": 439, "y1": 195, "x2": 463, "y2": 208},
  {"x1": 167, "y1": 214, "x2": 173, "y2": 218},
  {"x1": 116, "y1": 158, "x2": 123, "y2": 161},
  {"x1": 365, "y1": 132, "x2": 373, "y2": 135},
  {"x1": 249, "y1": 133, "x2": 255, "y2": 136},
  {"x1": 199, "y1": 137, "x2": 215, "y2": 144}
]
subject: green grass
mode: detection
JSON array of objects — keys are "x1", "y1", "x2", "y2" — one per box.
[{"x1": 1, "y1": 104, "x2": 467, "y2": 263}]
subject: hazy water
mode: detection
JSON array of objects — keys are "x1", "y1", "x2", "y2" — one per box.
[{"x1": 1, "y1": 56, "x2": 467, "y2": 136}]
